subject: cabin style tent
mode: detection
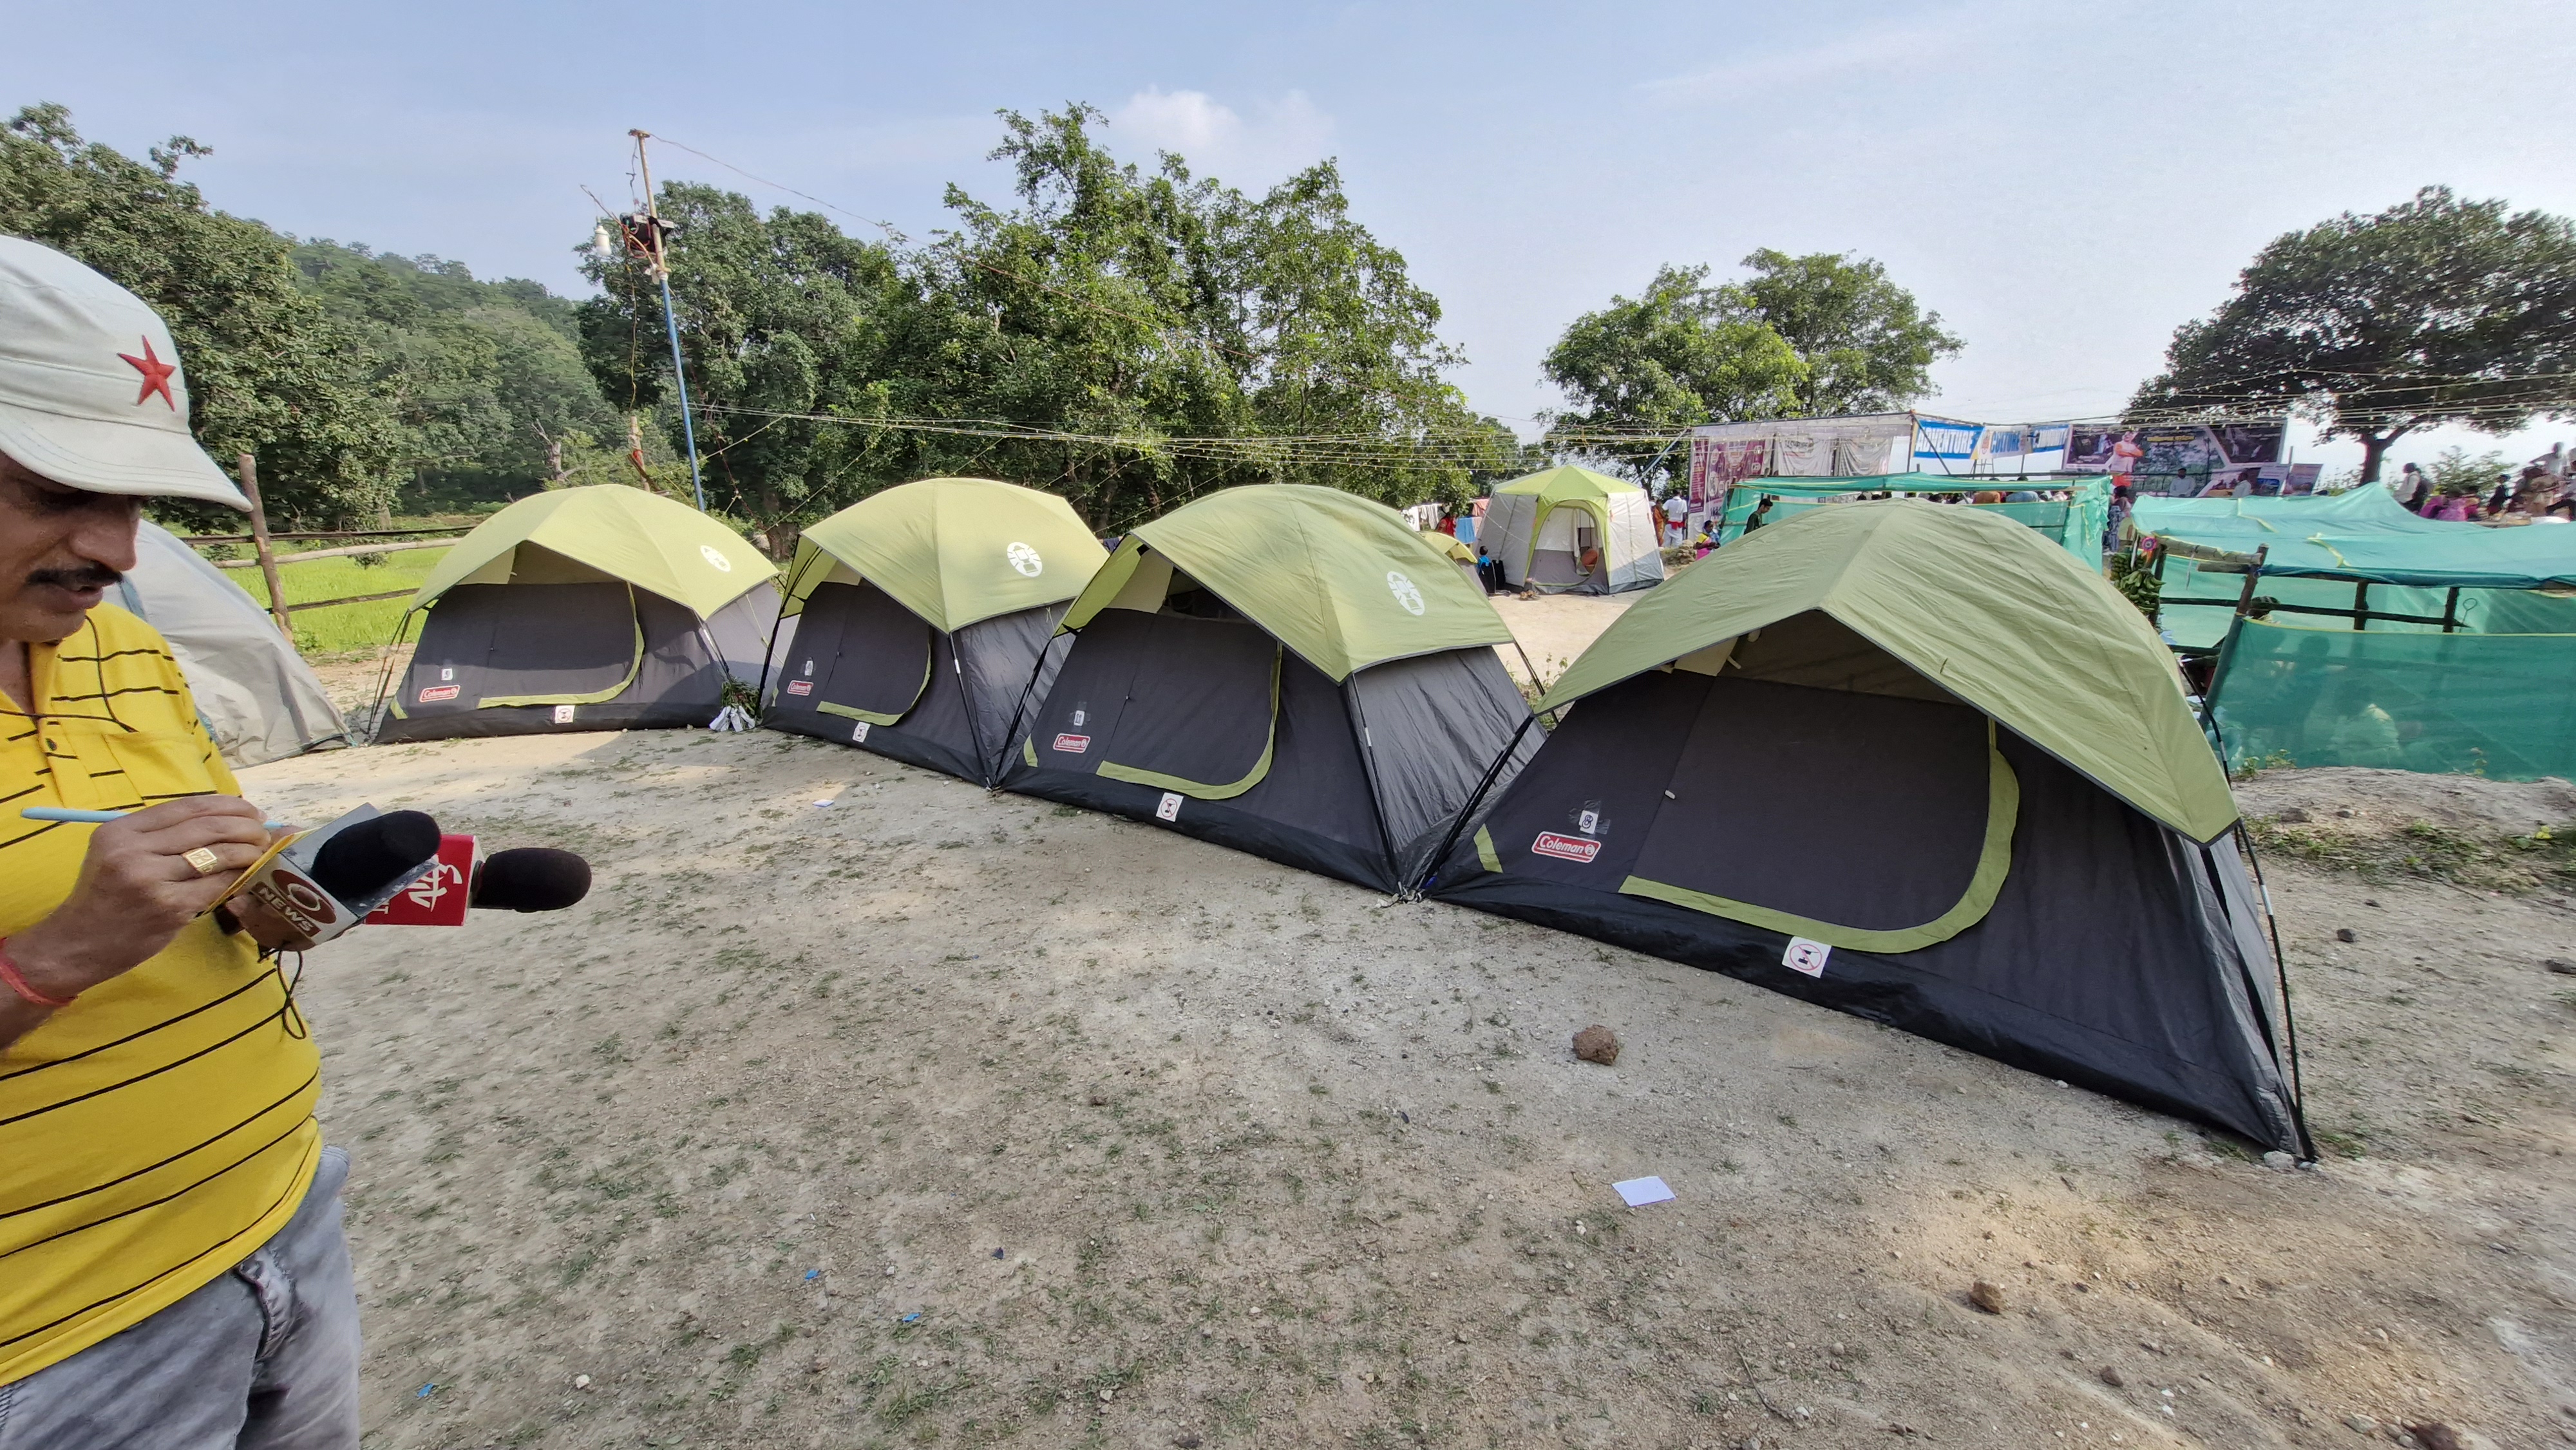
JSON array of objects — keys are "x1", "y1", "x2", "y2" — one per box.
[
  {"x1": 1425, "y1": 500, "x2": 2307, "y2": 1155},
  {"x1": 374, "y1": 486, "x2": 778, "y2": 741},
  {"x1": 761, "y1": 478, "x2": 1106, "y2": 784},
  {"x1": 120, "y1": 520, "x2": 348, "y2": 766},
  {"x1": 1003, "y1": 484, "x2": 1537, "y2": 893},
  {"x1": 1480, "y1": 466, "x2": 1665, "y2": 594}
]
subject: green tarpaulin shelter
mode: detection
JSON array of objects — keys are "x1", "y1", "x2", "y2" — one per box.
[
  {"x1": 762, "y1": 478, "x2": 1107, "y2": 784},
  {"x1": 1480, "y1": 466, "x2": 1665, "y2": 594},
  {"x1": 2134, "y1": 491, "x2": 2576, "y2": 780},
  {"x1": 1426, "y1": 500, "x2": 2304, "y2": 1154},
  {"x1": 1005, "y1": 484, "x2": 1535, "y2": 892},
  {"x1": 1716, "y1": 473, "x2": 2112, "y2": 567},
  {"x1": 376, "y1": 485, "x2": 779, "y2": 740}
]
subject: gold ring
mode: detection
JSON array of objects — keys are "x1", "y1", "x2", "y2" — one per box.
[{"x1": 183, "y1": 846, "x2": 224, "y2": 878}]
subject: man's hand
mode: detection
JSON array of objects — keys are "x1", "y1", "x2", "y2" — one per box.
[{"x1": 8, "y1": 796, "x2": 276, "y2": 1003}]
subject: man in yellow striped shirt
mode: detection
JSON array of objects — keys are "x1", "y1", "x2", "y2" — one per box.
[{"x1": 0, "y1": 238, "x2": 357, "y2": 1447}]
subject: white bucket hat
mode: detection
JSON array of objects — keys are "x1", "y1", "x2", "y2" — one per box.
[{"x1": 0, "y1": 236, "x2": 247, "y2": 510}]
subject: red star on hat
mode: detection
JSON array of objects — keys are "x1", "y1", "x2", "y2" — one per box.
[{"x1": 118, "y1": 337, "x2": 178, "y2": 410}]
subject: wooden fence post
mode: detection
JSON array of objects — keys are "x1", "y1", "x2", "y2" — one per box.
[{"x1": 237, "y1": 451, "x2": 294, "y2": 641}]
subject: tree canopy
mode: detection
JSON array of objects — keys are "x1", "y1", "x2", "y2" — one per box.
[
  {"x1": 578, "y1": 106, "x2": 1521, "y2": 536},
  {"x1": 1540, "y1": 253, "x2": 1958, "y2": 487},
  {"x1": 2132, "y1": 187, "x2": 2576, "y2": 483},
  {"x1": 0, "y1": 104, "x2": 402, "y2": 527},
  {"x1": 295, "y1": 239, "x2": 621, "y2": 511},
  {"x1": 1731, "y1": 249, "x2": 1962, "y2": 416}
]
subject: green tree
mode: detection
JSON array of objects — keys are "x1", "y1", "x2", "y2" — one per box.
[
  {"x1": 575, "y1": 182, "x2": 907, "y2": 545},
  {"x1": 577, "y1": 106, "x2": 1515, "y2": 538},
  {"x1": 2132, "y1": 187, "x2": 2576, "y2": 484},
  {"x1": 292, "y1": 240, "x2": 620, "y2": 507},
  {"x1": 1539, "y1": 263, "x2": 1806, "y2": 484},
  {"x1": 0, "y1": 104, "x2": 403, "y2": 527},
  {"x1": 1726, "y1": 249, "x2": 1962, "y2": 415}
]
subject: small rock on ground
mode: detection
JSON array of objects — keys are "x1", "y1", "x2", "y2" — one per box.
[
  {"x1": 2099, "y1": 1366, "x2": 2125, "y2": 1388},
  {"x1": 1967, "y1": 1280, "x2": 2006, "y2": 1314},
  {"x1": 2408, "y1": 1424, "x2": 2463, "y2": 1450},
  {"x1": 1572, "y1": 1024, "x2": 1620, "y2": 1066}
]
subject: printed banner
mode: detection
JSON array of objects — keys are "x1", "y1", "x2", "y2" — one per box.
[
  {"x1": 2066, "y1": 422, "x2": 2284, "y2": 493},
  {"x1": 1913, "y1": 418, "x2": 1984, "y2": 466},
  {"x1": 2193, "y1": 462, "x2": 2322, "y2": 498},
  {"x1": 1687, "y1": 437, "x2": 1770, "y2": 511}
]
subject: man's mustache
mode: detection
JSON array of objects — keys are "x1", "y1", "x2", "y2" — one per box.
[{"x1": 26, "y1": 564, "x2": 123, "y2": 592}]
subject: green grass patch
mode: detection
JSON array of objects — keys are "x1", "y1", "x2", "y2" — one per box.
[
  {"x1": 2246, "y1": 816, "x2": 2575, "y2": 893},
  {"x1": 230, "y1": 545, "x2": 449, "y2": 654}
]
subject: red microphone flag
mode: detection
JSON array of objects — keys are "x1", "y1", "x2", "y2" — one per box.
[{"x1": 365, "y1": 833, "x2": 475, "y2": 926}]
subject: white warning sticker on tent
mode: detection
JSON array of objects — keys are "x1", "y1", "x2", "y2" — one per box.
[
  {"x1": 1155, "y1": 792, "x2": 1184, "y2": 822},
  {"x1": 439, "y1": 666, "x2": 454, "y2": 681},
  {"x1": 851, "y1": 720, "x2": 869, "y2": 742},
  {"x1": 1783, "y1": 937, "x2": 1830, "y2": 977},
  {"x1": 553, "y1": 704, "x2": 577, "y2": 724}
]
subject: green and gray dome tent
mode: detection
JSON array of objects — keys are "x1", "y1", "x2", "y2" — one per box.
[
  {"x1": 1002, "y1": 484, "x2": 1539, "y2": 893},
  {"x1": 1479, "y1": 466, "x2": 1665, "y2": 594},
  {"x1": 374, "y1": 485, "x2": 779, "y2": 741},
  {"x1": 1424, "y1": 500, "x2": 2307, "y2": 1156},
  {"x1": 761, "y1": 478, "x2": 1107, "y2": 785}
]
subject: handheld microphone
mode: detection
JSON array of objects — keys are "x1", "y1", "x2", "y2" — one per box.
[
  {"x1": 231, "y1": 805, "x2": 446, "y2": 947},
  {"x1": 471, "y1": 849, "x2": 591, "y2": 913},
  {"x1": 310, "y1": 811, "x2": 443, "y2": 905}
]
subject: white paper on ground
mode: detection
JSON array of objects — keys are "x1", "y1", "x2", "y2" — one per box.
[{"x1": 1612, "y1": 1176, "x2": 1675, "y2": 1207}]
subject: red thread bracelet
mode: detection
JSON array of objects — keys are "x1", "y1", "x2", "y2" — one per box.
[{"x1": 0, "y1": 939, "x2": 77, "y2": 1010}]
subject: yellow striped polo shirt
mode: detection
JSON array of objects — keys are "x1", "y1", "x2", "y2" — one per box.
[{"x1": 0, "y1": 603, "x2": 321, "y2": 1386}]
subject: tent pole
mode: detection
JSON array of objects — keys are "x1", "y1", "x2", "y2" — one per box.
[
  {"x1": 1343, "y1": 680, "x2": 1406, "y2": 896},
  {"x1": 362, "y1": 608, "x2": 421, "y2": 746},
  {"x1": 755, "y1": 549, "x2": 825, "y2": 714},
  {"x1": 630, "y1": 131, "x2": 708, "y2": 513},
  {"x1": 2231, "y1": 822, "x2": 2316, "y2": 1162},
  {"x1": 1416, "y1": 713, "x2": 1535, "y2": 896},
  {"x1": 950, "y1": 631, "x2": 988, "y2": 786}
]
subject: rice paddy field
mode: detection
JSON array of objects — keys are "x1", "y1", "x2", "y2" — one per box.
[{"x1": 226, "y1": 544, "x2": 450, "y2": 655}]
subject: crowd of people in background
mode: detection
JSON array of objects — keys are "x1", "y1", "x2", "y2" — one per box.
[{"x1": 2390, "y1": 445, "x2": 2575, "y2": 522}]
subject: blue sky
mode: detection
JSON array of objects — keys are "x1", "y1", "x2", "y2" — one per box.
[{"x1": 8, "y1": 0, "x2": 2573, "y2": 473}]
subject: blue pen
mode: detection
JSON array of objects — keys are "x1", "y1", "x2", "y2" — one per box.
[{"x1": 23, "y1": 806, "x2": 292, "y2": 831}]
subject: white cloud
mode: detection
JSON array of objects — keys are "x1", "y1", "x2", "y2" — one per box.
[
  {"x1": 1107, "y1": 88, "x2": 1336, "y2": 184},
  {"x1": 1637, "y1": 8, "x2": 2014, "y2": 104}
]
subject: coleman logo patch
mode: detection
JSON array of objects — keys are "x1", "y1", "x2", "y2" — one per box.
[
  {"x1": 1531, "y1": 831, "x2": 1600, "y2": 863},
  {"x1": 784, "y1": 680, "x2": 813, "y2": 695},
  {"x1": 417, "y1": 684, "x2": 460, "y2": 702},
  {"x1": 1052, "y1": 733, "x2": 1091, "y2": 754}
]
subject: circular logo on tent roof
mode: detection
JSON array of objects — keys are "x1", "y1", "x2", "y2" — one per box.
[
  {"x1": 699, "y1": 543, "x2": 734, "y2": 573},
  {"x1": 1386, "y1": 569, "x2": 1425, "y2": 616},
  {"x1": 1007, "y1": 541, "x2": 1043, "y2": 578}
]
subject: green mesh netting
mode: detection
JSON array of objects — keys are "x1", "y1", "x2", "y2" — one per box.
[
  {"x1": 2154, "y1": 558, "x2": 2463, "y2": 649},
  {"x1": 2155, "y1": 560, "x2": 2576, "y2": 650},
  {"x1": 2206, "y1": 617, "x2": 2576, "y2": 780}
]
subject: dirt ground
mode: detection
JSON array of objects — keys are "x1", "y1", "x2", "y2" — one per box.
[{"x1": 251, "y1": 621, "x2": 2575, "y2": 1450}]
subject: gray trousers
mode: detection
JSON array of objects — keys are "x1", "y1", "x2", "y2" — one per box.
[{"x1": 0, "y1": 1145, "x2": 359, "y2": 1450}]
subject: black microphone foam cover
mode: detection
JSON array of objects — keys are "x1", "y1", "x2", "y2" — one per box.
[
  {"x1": 309, "y1": 810, "x2": 442, "y2": 904},
  {"x1": 472, "y1": 848, "x2": 591, "y2": 912}
]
